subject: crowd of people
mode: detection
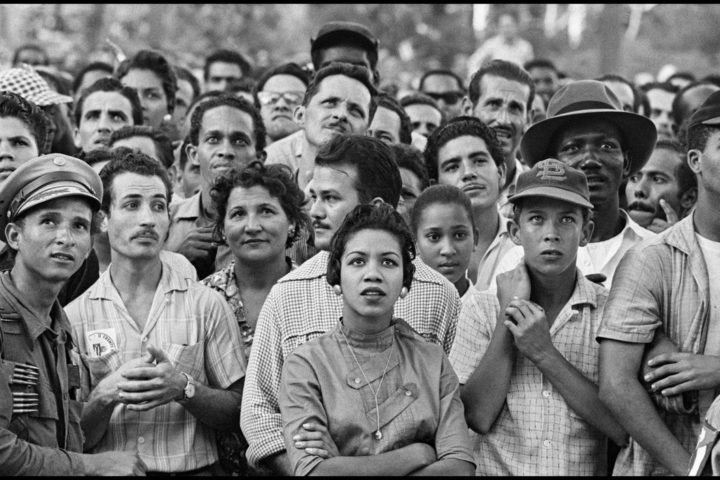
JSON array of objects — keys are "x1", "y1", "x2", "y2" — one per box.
[{"x1": 1, "y1": 12, "x2": 720, "y2": 477}]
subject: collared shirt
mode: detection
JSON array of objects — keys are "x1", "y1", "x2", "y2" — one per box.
[
  {"x1": 596, "y1": 213, "x2": 711, "y2": 476},
  {"x1": 487, "y1": 209, "x2": 655, "y2": 291},
  {"x1": 497, "y1": 158, "x2": 528, "y2": 219},
  {"x1": 0, "y1": 272, "x2": 88, "y2": 475},
  {"x1": 449, "y1": 272, "x2": 609, "y2": 475},
  {"x1": 240, "y1": 251, "x2": 461, "y2": 468},
  {"x1": 264, "y1": 129, "x2": 314, "y2": 190},
  {"x1": 280, "y1": 318, "x2": 475, "y2": 476},
  {"x1": 472, "y1": 213, "x2": 516, "y2": 292},
  {"x1": 201, "y1": 258, "x2": 296, "y2": 362},
  {"x1": 65, "y1": 260, "x2": 246, "y2": 473},
  {"x1": 166, "y1": 192, "x2": 233, "y2": 279}
]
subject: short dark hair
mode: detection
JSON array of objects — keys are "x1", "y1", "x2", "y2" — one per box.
[
  {"x1": 188, "y1": 94, "x2": 266, "y2": 153},
  {"x1": 327, "y1": 203, "x2": 415, "y2": 290},
  {"x1": 315, "y1": 134, "x2": 402, "y2": 209},
  {"x1": 303, "y1": 63, "x2": 378, "y2": 121},
  {"x1": 391, "y1": 143, "x2": 429, "y2": 190},
  {"x1": 204, "y1": 49, "x2": 252, "y2": 81},
  {"x1": 687, "y1": 122, "x2": 720, "y2": 154},
  {"x1": 653, "y1": 139, "x2": 696, "y2": 196},
  {"x1": 226, "y1": 77, "x2": 256, "y2": 95},
  {"x1": 399, "y1": 92, "x2": 444, "y2": 120},
  {"x1": 74, "y1": 77, "x2": 143, "y2": 127},
  {"x1": 83, "y1": 147, "x2": 117, "y2": 169},
  {"x1": 640, "y1": 81, "x2": 679, "y2": 95},
  {"x1": 596, "y1": 73, "x2": 640, "y2": 112},
  {"x1": 672, "y1": 81, "x2": 720, "y2": 128},
  {"x1": 668, "y1": 71, "x2": 696, "y2": 84},
  {"x1": 12, "y1": 43, "x2": 49, "y2": 66},
  {"x1": 72, "y1": 61, "x2": 114, "y2": 94},
  {"x1": 252, "y1": 62, "x2": 311, "y2": 109},
  {"x1": 174, "y1": 65, "x2": 201, "y2": 100},
  {"x1": 108, "y1": 125, "x2": 174, "y2": 169},
  {"x1": 311, "y1": 32, "x2": 378, "y2": 73},
  {"x1": 468, "y1": 59, "x2": 535, "y2": 112},
  {"x1": 177, "y1": 135, "x2": 192, "y2": 170},
  {"x1": 116, "y1": 49, "x2": 178, "y2": 114},
  {"x1": 523, "y1": 58, "x2": 558, "y2": 73},
  {"x1": 418, "y1": 69, "x2": 465, "y2": 92},
  {"x1": 210, "y1": 163, "x2": 310, "y2": 248},
  {"x1": 376, "y1": 92, "x2": 412, "y2": 145},
  {"x1": 0, "y1": 91, "x2": 49, "y2": 151},
  {"x1": 409, "y1": 184, "x2": 476, "y2": 240},
  {"x1": 423, "y1": 116, "x2": 504, "y2": 182},
  {"x1": 99, "y1": 148, "x2": 173, "y2": 212}
]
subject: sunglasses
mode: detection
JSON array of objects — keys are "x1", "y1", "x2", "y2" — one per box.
[
  {"x1": 257, "y1": 91, "x2": 305, "y2": 106},
  {"x1": 425, "y1": 91, "x2": 464, "y2": 105}
]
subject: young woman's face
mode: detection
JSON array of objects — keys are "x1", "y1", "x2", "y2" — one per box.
[
  {"x1": 414, "y1": 202, "x2": 475, "y2": 285},
  {"x1": 340, "y1": 228, "x2": 404, "y2": 323}
]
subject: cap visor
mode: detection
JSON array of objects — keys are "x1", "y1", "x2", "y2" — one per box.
[
  {"x1": 509, "y1": 186, "x2": 593, "y2": 209},
  {"x1": 15, "y1": 182, "x2": 100, "y2": 217}
]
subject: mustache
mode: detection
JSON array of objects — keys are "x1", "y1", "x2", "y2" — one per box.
[{"x1": 131, "y1": 229, "x2": 160, "y2": 241}]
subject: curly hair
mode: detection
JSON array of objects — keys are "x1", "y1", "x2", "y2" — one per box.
[
  {"x1": 109, "y1": 125, "x2": 174, "y2": 169},
  {"x1": 327, "y1": 203, "x2": 415, "y2": 291},
  {"x1": 423, "y1": 116, "x2": 504, "y2": 182},
  {"x1": 0, "y1": 90, "x2": 48, "y2": 152},
  {"x1": 99, "y1": 148, "x2": 173, "y2": 212},
  {"x1": 210, "y1": 162, "x2": 310, "y2": 248}
]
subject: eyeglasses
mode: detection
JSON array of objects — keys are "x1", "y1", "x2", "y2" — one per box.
[
  {"x1": 257, "y1": 91, "x2": 305, "y2": 106},
  {"x1": 425, "y1": 91, "x2": 464, "y2": 105}
]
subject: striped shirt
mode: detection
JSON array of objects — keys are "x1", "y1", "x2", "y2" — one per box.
[
  {"x1": 240, "y1": 251, "x2": 461, "y2": 468},
  {"x1": 449, "y1": 272, "x2": 609, "y2": 475},
  {"x1": 65, "y1": 260, "x2": 246, "y2": 472},
  {"x1": 597, "y1": 214, "x2": 711, "y2": 476}
]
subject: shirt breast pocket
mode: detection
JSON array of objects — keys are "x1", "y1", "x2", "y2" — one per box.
[
  {"x1": 84, "y1": 349, "x2": 122, "y2": 386},
  {"x1": 166, "y1": 342, "x2": 205, "y2": 380}
]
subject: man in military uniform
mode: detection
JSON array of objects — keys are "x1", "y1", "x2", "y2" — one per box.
[{"x1": 0, "y1": 153, "x2": 145, "y2": 475}]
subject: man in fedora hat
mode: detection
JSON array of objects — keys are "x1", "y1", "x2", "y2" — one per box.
[
  {"x1": 0, "y1": 153, "x2": 144, "y2": 475},
  {"x1": 489, "y1": 79, "x2": 658, "y2": 289},
  {"x1": 597, "y1": 89, "x2": 720, "y2": 476}
]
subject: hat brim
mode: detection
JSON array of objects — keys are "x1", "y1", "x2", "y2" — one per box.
[
  {"x1": 520, "y1": 109, "x2": 657, "y2": 174},
  {"x1": 509, "y1": 186, "x2": 594, "y2": 209},
  {"x1": 15, "y1": 182, "x2": 101, "y2": 218}
]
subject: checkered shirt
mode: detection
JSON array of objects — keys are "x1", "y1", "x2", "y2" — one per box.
[
  {"x1": 65, "y1": 261, "x2": 246, "y2": 472},
  {"x1": 240, "y1": 251, "x2": 461, "y2": 468},
  {"x1": 597, "y1": 214, "x2": 711, "y2": 475},
  {"x1": 449, "y1": 272, "x2": 609, "y2": 475}
]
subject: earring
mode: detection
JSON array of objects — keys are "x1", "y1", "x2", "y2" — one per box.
[
  {"x1": 399, "y1": 287, "x2": 408, "y2": 298},
  {"x1": 288, "y1": 226, "x2": 296, "y2": 237},
  {"x1": 332, "y1": 285, "x2": 342, "y2": 296},
  {"x1": 221, "y1": 234, "x2": 227, "y2": 242}
]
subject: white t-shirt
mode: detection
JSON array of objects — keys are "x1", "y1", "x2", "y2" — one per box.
[{"x1": 696, "y1": 233, "x2": 720, "y2": 413}]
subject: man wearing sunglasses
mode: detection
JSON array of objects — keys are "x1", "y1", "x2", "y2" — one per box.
[
  {"x1": 419, "y1": 69, "x2": 466, "y2": 120},
  {"x1": 253, "y1": 63, "x2": 311, "y2": 145}
]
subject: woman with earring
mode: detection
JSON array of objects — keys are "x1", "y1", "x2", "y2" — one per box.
[
  {"x1": 202, "y1": 162, "x2": 310, "y2": 475},
  {"x1": 279, "y1": 203, "x2": 475, "y2": 476}
]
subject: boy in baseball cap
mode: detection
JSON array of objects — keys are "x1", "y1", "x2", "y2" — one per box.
[{"x1": 449, "y1": 159, "x2": 627, "y2": 475}]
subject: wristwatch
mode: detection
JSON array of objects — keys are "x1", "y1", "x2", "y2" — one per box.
[{"x1": 178, "y1": 372, "x2": 196, "y2": 401}]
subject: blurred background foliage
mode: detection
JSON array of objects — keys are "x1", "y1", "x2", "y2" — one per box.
[{"x1": 1, "y1": 4, "x2": 718, "y2": 87}]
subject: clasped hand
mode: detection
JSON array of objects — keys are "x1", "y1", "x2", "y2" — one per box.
[{"x1": 115, "y1": 344, "x2": 186, "y2": 411}]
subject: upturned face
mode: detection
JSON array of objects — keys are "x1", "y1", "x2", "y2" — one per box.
[{"x1": 7, "y1": 197, "x2": 93, "y2": 284}]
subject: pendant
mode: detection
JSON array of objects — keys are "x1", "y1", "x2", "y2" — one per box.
[{"x1": 374, "y1": 430, "x2": 382, "y2": 441}]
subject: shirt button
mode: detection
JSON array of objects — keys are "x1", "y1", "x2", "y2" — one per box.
[
  {"x1": 354, "y1": 378, "x2": 361, "y2": 384},
  {"x1": 543, "y1": 440, "x2": 551, "y2": 448},
  {"x1": 138, "y1": 436, "x2": 145, "y2": 444},
  {"x1": 542, "y1": 390, "x2": 551, "y2": 398}
]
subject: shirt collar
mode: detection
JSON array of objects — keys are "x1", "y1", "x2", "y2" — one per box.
[
  {"x1": 568, "y1": 269, "x2": 600, "y2": 310},
  {"x1": 619, "y1": 209, "x2": 655, "y2": 241},
  {"x1": 173, "y1": 192, "x2": 203, "y2": 221},
  {"x1": 88, "y1": 260, "x2": 189, "y2": 301}
]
